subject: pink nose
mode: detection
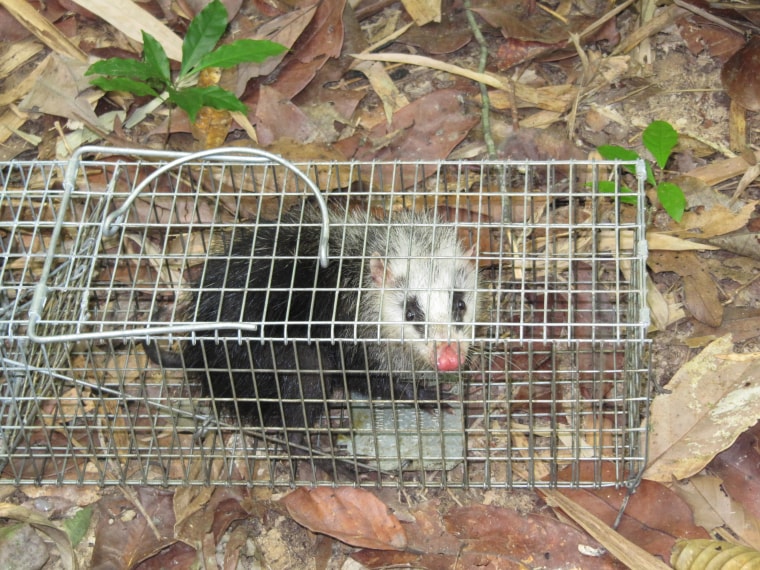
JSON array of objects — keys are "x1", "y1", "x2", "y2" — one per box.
[{"x1": 436, "y1": 343, "x2": 463, "y2": 371}]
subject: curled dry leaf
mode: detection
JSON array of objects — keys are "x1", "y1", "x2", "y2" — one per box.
[
  {"x1": 281, "y1": 487, "x2": 407, "y2": 551},
  {"x1": 672, "y1": 475, "x2": 760, "y2": 549},
  {"x1": 644, "y1": 335, "x2": 760, "y2": 482},
  {"x1": 0, "y1": 503, "x2": 78, "y2": 570},
  {"x1": 721, "y1": 36, "x2": 760, "y2": 112},
  {"x1": 671, "y1": 538, "x2": 760, "y2": 570}
]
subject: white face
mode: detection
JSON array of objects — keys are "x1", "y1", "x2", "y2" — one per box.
[{"x1": 368, "y1": 244, "x2": 479, "y2": 372}]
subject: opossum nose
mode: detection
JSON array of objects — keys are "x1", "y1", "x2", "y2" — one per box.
[{"x1": 436, "y1": 343, "x2": 463, "y2": 371}]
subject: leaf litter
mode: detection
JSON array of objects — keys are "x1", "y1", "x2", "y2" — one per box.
[{"x1": 1, "y1": 0, "x2": 760, "y2": 567}]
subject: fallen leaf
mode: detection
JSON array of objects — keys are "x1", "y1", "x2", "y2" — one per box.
[
  {"x1": 647, "y1": 250, "x2": 723, "y2": 327},
  {"x1": 233, "y1": 3, "x2": 318, "y2": 94},
  {"x1": 254, "y1": 85, "x2": 320, "y2": 145},
  {"x1": 0, "y1": 503, "x2": 77, "y2": 570},
  {"x1": 444, "y1": 504, "x2": 622, "y2": 569},
  {"x1": 91, "y1": 488, "x2": 176, "y2": 568},
  {"x1": 334, "y1": 88, "x2": 478, "y2": 176},
  {"x1": 554, "y1": 463, "x2": 709, "y2": 561},
  {"x1": 644, "y1": 335, "x2": 760, "y2": 481},
  {"x1": 671, "y1": 200, "x2": 758, "y2": 240},
  {"x1": 281, "y1": 487, "x2": 407, "y2": 550},
  {"x1": 18, "y1": 54, "x2": 103, "y2": 130},
  {"x1": 707, "y1": 228, "x2": 760, "y2": 261},
  {"x1": 722, "y1": 35, "x2": 760, "y2": 111},
  {"x1": 672, "y1": 475, "x2": 760, "y2": 549},
  {"x1": 689, "y1": 307, "x2": 760, "y2": 345},
  {"x1": 254, "y1": 0, "x2": 344, "y2": 100},
  {"x1": 646, "y1": 232, "x2": 720, "y2": 251},
  {"x1": 671, "y1": 539, "x2": 760, "y2": 570},
  {"x1": 400, "y1": 0, "x2": 440, "y2": 26},
  {"x1": 709, "y1": 425, "x2": 760, "y2": 522},
  {"x1": 542, "y1": 490, "x2": 672, "y2": 570},
  {"x1": 398, "y1": 6, "x2": 471, "y2": 53}
]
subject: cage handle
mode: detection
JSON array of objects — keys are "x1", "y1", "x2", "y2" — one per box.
[{"x1": 100, "y1": 146, "x2": 332, "y2": 268}]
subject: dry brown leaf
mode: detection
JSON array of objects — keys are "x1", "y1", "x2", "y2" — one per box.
[
  {"x1": 710, "y1": 426, "x2": 760, "y2": 522},
  {"x1": 646, "y1": 232, "x2": 720, "y2": 251},
  {"x1": 682, "y1": 268, "x2": 724, "y2": 327},
  {"x1": 0, "y1": 503, "x2": 78, "y2": 570},
  {"x1": 707, "y1": 228, "x2": 760, "y2": 260},
  {"x1": 443, "y1": 503, "x2": 622, "y2": 569},
  {"x1": 255, "y1": 85, "x2": 320, "y2": 145},
  {"x1": 671, "y1": 538, "x2": 760, "y2": 569},
  {"x1": 672, "y1": 201, "x2": 758, "y2": 240},
  {"x1": 0, "y1": 0, "x2": 86, "y2": 62},
  {"x1": 17, "y1": 53, "x2": 105, "y2": 138},
  {"x1": 401, "y1": 0, "x2": 440, "y2": 25},
  {"x1": 352, "y1": 51, "x2": 577, "y2": 112},
  {"x1": 644, "y1": 334, "x2": 760, "y2": 481},
  {"x1": 648, "y1": 250, "x2": 723, "y2": 327},
  {"x1": 233, "y1": 3, "x2": 318, "y2": 95},
  {"x1": 334, "y1": 88, "x2": 478, "y2": 170},
  {"x1": 647, "y1": 274, "x2": 676, "y2": 331},
  {"x1": 92, "y1": 488, "x2": 176, "y2": 568},
  {"x1": 281, "y1": 487, "x2": 407, "y2": 551},
  {"x1": 397, "y1": 8, "x2": 470, "y2": 54},
  {"x1": 69, "y1": 0, "x2": 183, "y2": 61},
  {"x1": 352, "y1": 59, "x2": 409, "y2": 125},
  {"x1": 672, "y1": 475, "x2": 760, "y2": 549},
  {"x1": 541, "y1": 490, "x2": 672, "y2": 570},
  {"x1": 689, "y1": 307, "x2": 760, "y2": 346}
]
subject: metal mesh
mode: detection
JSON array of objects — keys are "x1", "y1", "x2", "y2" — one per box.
[{"x1": 2, "y1": 147, "x2": 650, "y2": 488}]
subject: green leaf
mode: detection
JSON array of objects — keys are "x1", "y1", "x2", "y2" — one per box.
[
  {"x1": 657, "y1": 181, "x2": 686, "y2": 222},
  {"x1": 167, "y1": 86, "x2": 245, "y2": 121},
  {"x1": 86, "y1": 58, "x2": 158, "y2": 81},
  {"x1": 643, "y1": 120, "x2": 678, "y2": 169},
  {"x1": 597, "y1": 144, "x2": 655, "y2": 186},
  {"x1": 141, "y1": 31, "x2": 171, "y2": 85},
  {"x1": 197, "y1": 86, "x2": 248, "y2": 112},
  {"x1": 597, "y1": 180, "x2": 638, "y2": 205},
  {"x1": 179, "y1": 0, "x2": 229, "y2": 78},
  {"x1": 597, "y1": 144, "x2": 640, "y2": 162},
  {"x1": 168, "y1": 85, "x2": 248, "y2": 122},
  {"x1": 167, "y1": 88, "x2": 205, "y2": 122},
  {"x1": 62, "y1": 506, "x2": 93, "y2": 548},
  {"x1": 195, "y1": 39, "x2": 287, "y2": 70},
  {"x1": 90, "y1": 76, "x2": 160, "y2": 97}
]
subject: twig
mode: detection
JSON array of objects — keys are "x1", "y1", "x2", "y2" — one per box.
[
  {"x1": 673, "y1": 0, "x2": 746, "y2": 36},
  {"x1": 120, "y1": 485, "x2": 163, "y2": 541},
  {"x1": 463, "y1": 0, "x2": 496, "y2": 157}
]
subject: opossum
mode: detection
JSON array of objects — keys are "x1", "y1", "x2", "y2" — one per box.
[{"x1": 144, "y1": 202, "x2": 480, "y2": 433}]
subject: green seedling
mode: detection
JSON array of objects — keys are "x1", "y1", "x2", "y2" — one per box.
[
  {"x1": 86, "y1": 0, "x2": 286, "y2": 122},
  {"x1": 596, "y1": 120, "x2": 687, "y2": 222}
]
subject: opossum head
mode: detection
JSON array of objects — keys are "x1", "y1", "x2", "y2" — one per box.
[{"x1": 364, "y1": 220, "x2": 480, "y2": 373}]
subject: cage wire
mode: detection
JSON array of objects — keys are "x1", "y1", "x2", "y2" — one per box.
[{"x1": 0, "y1": 146, "x2": 651, "y2": 488}]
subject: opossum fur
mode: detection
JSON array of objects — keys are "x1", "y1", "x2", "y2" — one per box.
[{"x1": 145, "y1": 203, "x2": 480, "y2": 430}]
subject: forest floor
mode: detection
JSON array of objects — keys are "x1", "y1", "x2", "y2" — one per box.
[{"x1": 1, "y1": 0, "x2": 760, "y2": 568}]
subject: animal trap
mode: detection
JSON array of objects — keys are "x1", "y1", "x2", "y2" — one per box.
[{"x1": 1, "y1": 146, "x2": 651, "y2": 488}]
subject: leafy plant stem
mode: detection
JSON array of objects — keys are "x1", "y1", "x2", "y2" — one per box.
[
  {"x1": 124, "y1": 92, "x2": 169, "y2": 129},
  {"x1": 87, "y1": 0, "x2": 286, "y2": 124}
]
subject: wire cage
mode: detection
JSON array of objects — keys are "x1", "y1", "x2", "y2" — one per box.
[{"x1": 1, "y1": 146, "x2": 650, "y2": 488}]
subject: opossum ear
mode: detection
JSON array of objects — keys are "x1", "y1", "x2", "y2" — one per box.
[{"x1": 369, "y1": 253, "x2": 394, "y2": 286}]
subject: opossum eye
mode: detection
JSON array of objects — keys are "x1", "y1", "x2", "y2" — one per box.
[
  {"x1": 452, "y1": 292, "x2": 467, "y2": 322},
  {"x1": 404, "y1": 296, "x2": 423, "y2": 322}
]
